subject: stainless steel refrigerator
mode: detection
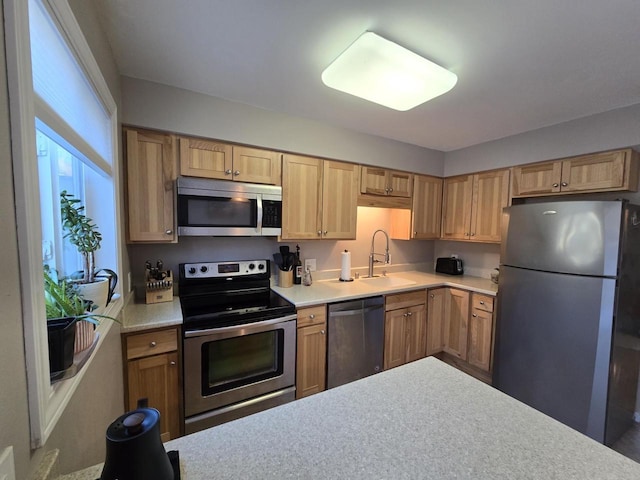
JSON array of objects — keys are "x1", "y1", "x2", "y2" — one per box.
[{"x1": 494, "y1": 200, "x2": 640, "y2": 445}]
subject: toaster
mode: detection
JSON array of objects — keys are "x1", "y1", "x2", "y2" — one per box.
[{"x1": 435, "y1": 257, "x2": 464, "y2": 275}]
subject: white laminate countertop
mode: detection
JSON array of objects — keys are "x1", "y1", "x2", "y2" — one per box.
[
  {"x1": 271, "y1": 270, "x2": 498, "y2": 307},
  {"x1": 60, "y1": 357, "x2": 640, "y2": 480},
  {"x1": 119, "y1": 271, "x2": 497, "y2": 332}
]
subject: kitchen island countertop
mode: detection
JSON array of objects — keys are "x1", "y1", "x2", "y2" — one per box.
[{"x1": 59, "y1": 357, "x2": 640, "y2": 479}]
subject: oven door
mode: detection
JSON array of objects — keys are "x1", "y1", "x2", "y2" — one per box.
[
  {"x1": 183, "y1": 315, "x2": 296, "y2": 418},
  {"x1": 177, "y1": 190, "x2": 262, "y2": 236}
]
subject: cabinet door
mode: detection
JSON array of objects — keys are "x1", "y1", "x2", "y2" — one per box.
[
  {"x1": 426, "y1": 288, "x2": 445, "y2": 356},
  {"x1": 443, "y1": 288, "x2": 469, "y2": 360},
  {"x1": 125, "y1": 129, "x2": 177, "y2": 243},
  {"x1": 233, "y1": 146, "x2": 281, "y2": 185},
  {"x1": 511, "y1": 161, "x2": 562, "y2": 197},
  {"x1": 468, "y1": 307, "x2": 494, "y2": 372},
  {"x1": 281, "y1": 154, "x2": 322, "y2": 239},
  {"x1": 179, "y1": 136, "x2": 232, "y2": 180},
  {"x1": 441, "y1": 175, "x2": 473, "y2": 240},
  {"x1": 322, "y1": 161, "x2": 359, "y2": 239},
  {"x1": 411, "y1": 175, "x2": 442, "y2": 239},
  {"x1": 470, "y1": 169, "x2": 510, "y2": 243},
  {"x1": 127, "y1": 351, "x2": 180, "y2": 441},
  {"x1": 406, "y1": 303, "x2": 427, "y2": 363},
  {"x1": 388, "y1": 170, "x2": 413, "y2": 197},
  {"x1": 560, "y1": 150, "x2": 626, "y2": 193},
  {"x1": 384, "y1": 309, "x2": 407, "y2": 370},
  {"x1": 360, "y1": 166, "x2": 389, "y2": 195},
  {"x1": 296, "y1": 322, "x2": 327, "y2": 399}
]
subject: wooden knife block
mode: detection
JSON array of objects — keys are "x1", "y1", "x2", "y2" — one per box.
[{"x1": 145, "y1": 270, "x2": 173, "y2": 304}]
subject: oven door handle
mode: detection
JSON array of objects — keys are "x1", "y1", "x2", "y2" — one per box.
[{"x1": 184, "y1": 313, "x2": 297, "y2": 338}]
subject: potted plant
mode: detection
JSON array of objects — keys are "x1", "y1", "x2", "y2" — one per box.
[{"x1": 60, "y1": 190, "x2": 117, "y2": 314}]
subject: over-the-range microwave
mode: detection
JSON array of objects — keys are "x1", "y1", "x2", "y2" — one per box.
[{"x1": 177, "y1": 177, "x2": 282, "y2": 236}]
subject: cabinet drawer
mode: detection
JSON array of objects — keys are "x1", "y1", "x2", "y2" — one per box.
[
  {"x1": 126, "y1": 328, "x2": 178, "y2": 360},
  {"x1": 385, "y1": 289, "x2": 427, "y2": 311},
  {"x1": 297, "y1": 305, "x2": 326, "y2": 328},
  {"x1": 471, "y1": 294, "x2": 494, "y2": 313}
]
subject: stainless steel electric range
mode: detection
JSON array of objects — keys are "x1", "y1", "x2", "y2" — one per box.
[{"x1": 179, "y1": 259, "x2": 296, "y2": 434}]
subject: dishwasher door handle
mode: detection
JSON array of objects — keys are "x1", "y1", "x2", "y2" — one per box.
[{"x1": 329, "y1": 304, "x2": 384, "y2": 317}]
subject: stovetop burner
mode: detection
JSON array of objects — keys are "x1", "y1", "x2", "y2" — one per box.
[{"x1": 179, "y1": 259, "x2": 295, "y2": 331}]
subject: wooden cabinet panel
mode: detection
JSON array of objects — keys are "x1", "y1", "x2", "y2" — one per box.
[
  {"x1": 512, "y1": 149, "x2": 639, "y2": 197},
  {"x1": 443, "y1": 288, "x2": 469, "y2": 360},
  {"x1": 281, "y1": 154, "x2": 322, "y2": 239},
  {"x1": 360, "y1": 167, "x2": 413, "y2": 197},
  {"x1": 384, "y1": 309, "x2": 408, "y2": 370},
  {"x1": 297, "y1": 305, "x2": 326, "y2": 328},
  {"x1": 471, "y1": 294, "x2": 494, "y2": 313},
  {"x1": 471, "y1": 169, "x2": 510, "y2": 242},
  {"x1": 232, "y1": 146, "x2": 281, "y2": 185},
  {"x1": 411, "y1": 175, "x2": 443, "y2": 239},
  {"x1": 406, "y1": 303, "x2": 427, "y2": 363},
  {"x1": 441, "y1": 175, "x2": 473, "y2": 240},
  {"x1": 385, "y1": 290, "x2": 427, "y2": 311},
  {"x1": 179, "y1": 136, "x2": 232, "y2": 179},
  {"x1": 426, "y1": 288, "x2": 445, "y2": 356},
  {"x1": 389, "y1": 171, "x2": 413, "y2": 197},
  {"x1": 296, "y1": 321, "x2": 327, "y2": 399},
  {"x1": 125, "y1": 128, "x2": 177, "y2": 243},
  {"x1": 321, "y1": 161, "x2": 359, "y2": 239},
  {"x1": 126, "y1": 328, "x2": 178, "y2": 360},
  {"x1": 127, "y1": 351, "x2": 180, "y2": 441},
  {"x1": 468, "y1": 299, "x2": 494, "y2": 372}
]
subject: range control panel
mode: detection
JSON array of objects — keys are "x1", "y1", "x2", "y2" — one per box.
[{"x1": 182, "y1": 260, "x2": 268, "y2": 279}]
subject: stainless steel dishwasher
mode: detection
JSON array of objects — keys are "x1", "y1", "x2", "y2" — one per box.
[{"x1": 327, "y1": 296, "x2": 385, "y2": 389}]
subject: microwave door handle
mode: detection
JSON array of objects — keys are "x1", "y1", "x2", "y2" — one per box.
[{"x1": 256, "y1": 195, "x2": 263, "y2": 234}]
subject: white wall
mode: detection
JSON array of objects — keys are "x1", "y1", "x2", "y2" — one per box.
[{"x1": 121, "y1": 76, "x2": 445, "y2": 176}]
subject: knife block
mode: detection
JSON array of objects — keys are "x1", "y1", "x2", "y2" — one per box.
[{"x1": 145, "y1": 270, "x2": 173, "y2": 304}]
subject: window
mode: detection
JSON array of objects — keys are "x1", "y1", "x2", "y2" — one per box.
[{"x1": 6, "y1": 0, "x2": 121, "y2": 447}]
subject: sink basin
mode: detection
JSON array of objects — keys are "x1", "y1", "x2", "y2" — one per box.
[{"x1": 359, "y1": 276, "x2": 416, "y2": 288}]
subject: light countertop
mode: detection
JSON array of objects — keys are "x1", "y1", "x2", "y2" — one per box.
[
  {"x1": 272, "y1": 270, "x2": 498, "y2": 307},
  {"x1": 59, "y1": 357, "x2": 640, "y2": 479},
  {"x1": 121, "y1": 297, "x2": 183, "y2": 333}
]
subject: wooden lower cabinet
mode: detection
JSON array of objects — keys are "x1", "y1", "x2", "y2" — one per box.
[
  {"x1": 442, "y1": 288, "x2": 470, "y2": 360},
  {"x1": 123, "y1": 326, "x2": 182, "y2": 441},
  {"x1": 426, "y1": 288, "x2": 445, "y2": 356},
  {"x1": 383, "y1": 290, "x2": 427, "y2": 370},
  {"x1": 296, "y1": 305, "x2": 327, "y2": 399},
  {"x1": 467, "y1": 293, "x2": 495, "y2": 371}
]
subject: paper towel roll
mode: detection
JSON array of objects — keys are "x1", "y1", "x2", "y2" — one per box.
[{"x1": 340, "y1": 250, "x2": 352, "y2": 281}]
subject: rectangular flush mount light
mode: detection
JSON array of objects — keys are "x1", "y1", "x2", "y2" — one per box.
[{"x1": 321, "y1": 32, "x2": 457, "y2": 111}]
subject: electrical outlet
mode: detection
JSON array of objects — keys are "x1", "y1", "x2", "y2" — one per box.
[
  {"x1": 450, "y1": 254, "x2": 458, "y2": 259},
  {"x1": 305, "y1": 259, "x2": 316, "y2": 272}
]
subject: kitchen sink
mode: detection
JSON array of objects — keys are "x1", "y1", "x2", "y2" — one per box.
[{"x1": 359, "y1": 276, "x2": 416, "y2": 287}]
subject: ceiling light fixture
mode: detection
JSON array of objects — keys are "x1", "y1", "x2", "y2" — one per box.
[{"x1": 321, "y1": 31, "x2": 457, "y2": 111}]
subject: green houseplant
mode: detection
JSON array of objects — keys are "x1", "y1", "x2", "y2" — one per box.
[{"x1": 60, "y1": 190, "x2": 117, "y2": 313}]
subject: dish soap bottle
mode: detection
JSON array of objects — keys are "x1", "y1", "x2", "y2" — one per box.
[{"x1": 293, "y1": 244, "x2": 302, "y2": 285}]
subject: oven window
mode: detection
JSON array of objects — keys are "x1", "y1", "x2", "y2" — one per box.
[
  {"x1": 202, "y1": 330, "x2": 284, "y2": 395},
  {"x1": 179, "y1": 195, "x2": 257, "y2": 227}
]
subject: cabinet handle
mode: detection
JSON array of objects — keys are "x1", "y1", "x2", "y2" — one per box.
[
  {"x1": 317, "y1": 230, "x2": 322, "y2": 236},
  {"x1": 385, "y1": 187, "x2": 389, "y2": 193},
  {"x1": 403, "y1": 313, "x2": 408, "y2": 317},
  {"x1": 309, "y1": 314, "x2": 315, "y2": 319},
  {"x1": 430, "y1": 294, "x2": 434, "y2": 298},
  {"x1": 470, "y1": 233, "x2": 476, "y2": 236},
  {"x1": 150, "y1": 341, "x2": 157, "y2": 347},
  {"x1": 234, "y1": 170, "x2": 240, "y2": 176},
  {"x1": 479, "y1": 300, "x2": 485, "y2": 305},
  {"x1": 407, "y1": 312, "x2": 413, "y2": 316},
  {"x1": 320, "y1": 330, "x2": 325, "y2": 335},
  {"x1": 413, "y1": 231, "x2": 417, "y2": 237},
  {"x1": 170, "y1": 361, "x2": 176, "y2": 366},
  {"x1": 388, "y1": 187, "x2": 393, "y2": 193},
  {"x1": 225, "y1": 169, "x2": 232, "y2": 175},
  {"x1": 165, "y1": 229, "x2": 173, "y2": 235},
  {"x1": 552, "y1": 183, "x2": 559, "y2": 188},
  {"x1": 465, "y1": 232, "x2": 470, "y2": 236},
  {"x1": 561, "y1": 182, "x2": 568, "y2": 187},
  {"x1": 323, "y1": 230, "x2": 328, "y2": 235},
  {"x1": 472, "y1": 313, "x2": 478, "y2": 318}
]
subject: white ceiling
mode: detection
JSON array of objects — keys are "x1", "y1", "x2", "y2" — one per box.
[{"x1": 93, "y1": 0, "x2": 640, "y2": 152}]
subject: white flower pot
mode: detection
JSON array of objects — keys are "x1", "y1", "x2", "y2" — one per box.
[{"x1": 75, "y1": 278, "x2": 109, "y2": 315}]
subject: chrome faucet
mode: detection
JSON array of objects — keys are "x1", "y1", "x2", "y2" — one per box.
[{"x1": 368, "y1": 229, "x2": 391, "y2": 277}]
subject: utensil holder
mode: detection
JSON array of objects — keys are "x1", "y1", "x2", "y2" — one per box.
[{"x1": 278, "y1": 269, "x2": 293, "y2": 288}]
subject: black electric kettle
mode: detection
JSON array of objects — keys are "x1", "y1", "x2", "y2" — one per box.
[{"x1": 100, "y1": 401, "x2": 174, "y2": 480}]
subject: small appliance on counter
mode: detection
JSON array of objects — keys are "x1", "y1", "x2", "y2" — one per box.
[
  {"x1": 145, "y1": 260, "x2": 173, "y2": 304},
  {"x1": 100, "y1": 399, "x2": 179, "y2": 480},
  {"x1": 435, "y1": 256, "x2": 464, "y2": 275}
]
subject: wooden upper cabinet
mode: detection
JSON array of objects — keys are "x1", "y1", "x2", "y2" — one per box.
[
  {"x1": 281, "y1": 154, "x2": 322, "y2": 239},
  {"x1": 361, "y1": 166, "x2": 413, "y2": 197},
  {"x1": 233, "y1": 146, "x2": 281, "y2": 185},
  {"x1": 412, "y1": 174, "x2": 443, "y2": 239},
  {"x1": 179, "y1": 137, "x2": 232, "y2": 179},
  {"x1": 321, "y1": 161, "x2": 359, "y2": 240},
  {"x1": 442, "y1": 169, "x2": 509, "y2": 243},
  {"x1": 512, "y1": 148, "x2": 639, "y2": 197},
  {"x1": 441, "y1": 175, "x2": 473, "y2": 240},
  {"x1": 442, "y1": 288, "x2": 469, "y2": 361},
  {"x1": 179, "y1": 136, "x2": 281, "y2": 185},
  {"x1": 282, "y1": 155, "x2": 358, "y2": 240},
  {"x1": 125, "y1": 128, "x2": 177, "y2": 243}
]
